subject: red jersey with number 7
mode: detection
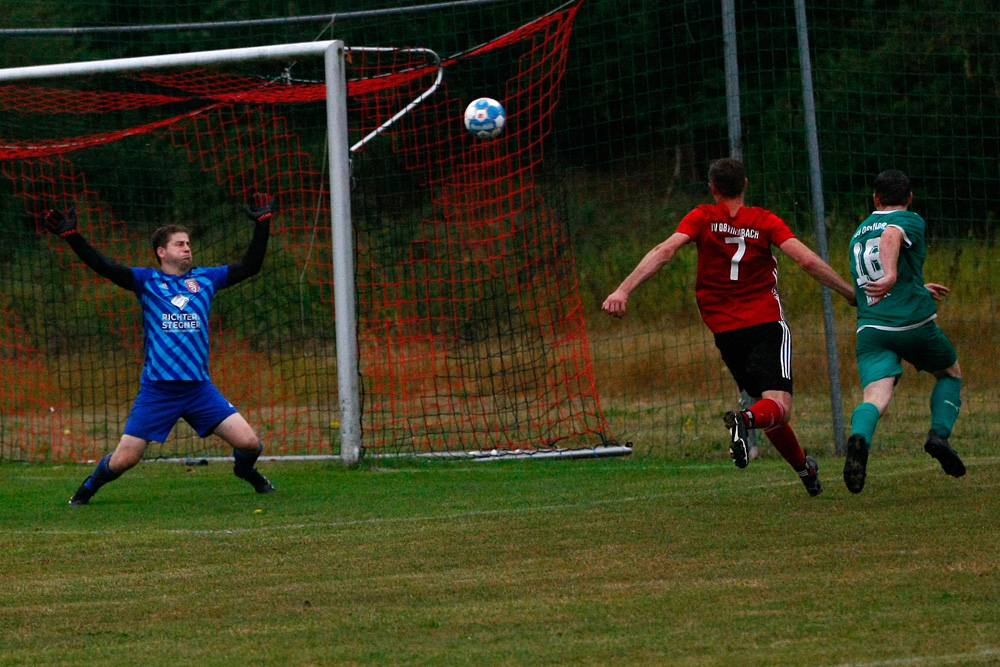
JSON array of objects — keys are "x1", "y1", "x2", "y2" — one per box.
[{"x1": 675, "y1": 202, "x2": 795, "y2": 333}]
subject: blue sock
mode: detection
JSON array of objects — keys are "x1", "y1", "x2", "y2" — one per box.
[
  {"x1": 233, "y1": 442, "x2": 263, "y2": 475},
  {"x1": 84, "y1": 453, "x2": 122, "y2": 492}
]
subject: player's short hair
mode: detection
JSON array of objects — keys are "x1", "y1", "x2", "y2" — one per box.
[
  {"x1": 151, "y1": 225, "x2": 191, "y2": 264},
  {"x1": 708, "y1": 158, "x2": 747, "y2": 198},
  {"x1": 873, "y1": 169, "x2": 911, "y2": 206}
]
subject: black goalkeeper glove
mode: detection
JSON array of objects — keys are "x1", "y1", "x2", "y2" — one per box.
[
  {"x1": 44, "y1": 206, "x2": 78, "y2": 238},
  {"x1": 244, "y1": 191, "x2": 274, "y2": 224}
]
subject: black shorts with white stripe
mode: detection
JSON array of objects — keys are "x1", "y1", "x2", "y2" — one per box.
[{"x1": 713, "y1": 320, "x2": 793, "y2": 397}]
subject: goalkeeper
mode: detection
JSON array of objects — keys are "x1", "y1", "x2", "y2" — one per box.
[{"x1": 44, "y1": 192, "x2": 277, "y2": 506}]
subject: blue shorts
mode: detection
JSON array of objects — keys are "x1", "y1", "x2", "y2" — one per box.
[{"x1": 124, "y1": 380, "x2": 238, "y2": 443}]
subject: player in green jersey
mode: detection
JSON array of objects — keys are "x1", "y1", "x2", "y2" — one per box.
[{"x1": 843, "y1": 169, "x2": 965, "y2": 493}]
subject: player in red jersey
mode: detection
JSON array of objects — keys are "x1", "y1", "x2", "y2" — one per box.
[{"x1": 603, "y1": 158, "x2": 856, "y2": 496}]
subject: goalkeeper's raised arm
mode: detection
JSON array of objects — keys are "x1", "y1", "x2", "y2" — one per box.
[
  {"x1": 44, "y1": 206, "x2": 135, "y2": 290},
  {"x1": 226, "y1": 190, "x2": 275, "y2": 287},
  {"x1": 44, "y1": 191, "x2": 275, "y2": 289}
]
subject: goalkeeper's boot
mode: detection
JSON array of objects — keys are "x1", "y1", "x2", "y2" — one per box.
[
  {"x1": 797, "y1": 455, "x2": 823, "y2": 497},
  {"x1": 234, "y1": 466, "x2": 276, "y2": 494},
  {"x1": 68, "y1": 478, "x2": 96, "y2": 506},
  {"x1": 843, "y1": 434, "x2": 869, "y2": 494},
  {"x1": 723, "y1": 410, "x2": 750, "y2": 469},
  {"x1": 924, "y1": 430, "x2": 966, "y2": 478}
]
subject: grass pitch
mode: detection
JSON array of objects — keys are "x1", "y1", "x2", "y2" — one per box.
[{"x1": 2, "y1": 455, "x2": 999, "y2": 666}]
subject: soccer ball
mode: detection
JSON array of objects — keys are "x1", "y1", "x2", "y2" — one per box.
[{"x1": 463, "y1": 97, "x2": 506, "y2": 139}]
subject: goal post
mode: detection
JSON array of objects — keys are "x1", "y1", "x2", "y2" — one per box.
[
  {"x1": 323, "y1": 43, "x2": 361, "y2": 466},
  {"x1": 0, "y1": 40, "x2": 363, "y2": 464}
]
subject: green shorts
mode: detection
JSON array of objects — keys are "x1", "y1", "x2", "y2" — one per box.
[{"x1": 855, "y1": 320, "x2": 957, "y2": 388}]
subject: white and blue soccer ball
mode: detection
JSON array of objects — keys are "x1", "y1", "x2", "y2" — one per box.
[{"x1": 463, "y1": 97, "x2": 506, "y2": 139}]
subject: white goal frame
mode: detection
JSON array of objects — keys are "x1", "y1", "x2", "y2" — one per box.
[{"x1": 0, "y1": 41, "x2": 365, "y2": 464}]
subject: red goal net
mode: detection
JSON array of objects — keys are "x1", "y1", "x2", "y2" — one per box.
[{"x1": 0, "y1": 2, "x2": 615, "y2": 462}]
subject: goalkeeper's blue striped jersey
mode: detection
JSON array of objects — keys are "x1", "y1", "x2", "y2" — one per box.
[{"x1": 131, "y1": 266, "x2": 229, "y2": 382}]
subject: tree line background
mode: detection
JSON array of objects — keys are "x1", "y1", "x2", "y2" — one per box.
[{"x1": 4, "y1": 0, "x2": 997, "y2": 236}]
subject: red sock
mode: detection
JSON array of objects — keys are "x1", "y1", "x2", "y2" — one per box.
[
  {"x1": 763, "y1": 424, "x2": 806, "y2": 469},
  {"x1": 746, "y1": 398, "x2": 785, "y2": 429}
]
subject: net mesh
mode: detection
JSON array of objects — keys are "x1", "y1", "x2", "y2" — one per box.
[
  {"x1": 3, "y1": 0, "x2": 999, "y2": 461},
  {"x1": 0, "y1": 2, "x2": 613, "y2": 462}
]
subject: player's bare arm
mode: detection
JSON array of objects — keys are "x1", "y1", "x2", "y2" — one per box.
[
  {"x1": 861, "y1": 226, "x2": 902, "y2": 304},
  {"x1": 602, "y1": 232, "x2": 690, "y2": 318},
  {"x1": 777, "y1": 237, "x2": 856, "y2": 305}
]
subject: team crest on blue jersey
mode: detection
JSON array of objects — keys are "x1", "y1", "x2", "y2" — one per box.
[{"x1": 184, "y1": 278, "x2": 200, "y2": 293}]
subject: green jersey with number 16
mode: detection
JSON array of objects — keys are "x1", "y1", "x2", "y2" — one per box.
[{"x1": 849, "y1": 209, "x2": 937, "y2": 331}]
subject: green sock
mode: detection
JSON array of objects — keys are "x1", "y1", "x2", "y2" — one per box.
[
  {"x1": 930, "y1": 376, "x2": 962, "y2": 438},
  {"x1": 850, "y1": 402, "x2": 880, "y2": 445}
]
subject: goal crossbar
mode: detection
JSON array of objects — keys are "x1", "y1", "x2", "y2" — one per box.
[
  {"x1": 0, "y1": 41, "x2": 338, "y2": 82},
  {"x1": 0, "y1": 41, "x2": 363, "y2": 465}
]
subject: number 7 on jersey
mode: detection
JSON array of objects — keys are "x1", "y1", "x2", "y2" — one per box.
[{"x1": 725, "y1": 236, "x2": 746, "y2": 280}]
